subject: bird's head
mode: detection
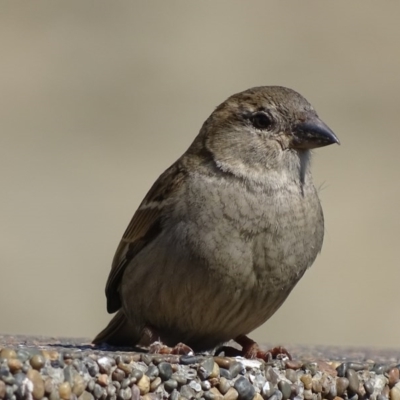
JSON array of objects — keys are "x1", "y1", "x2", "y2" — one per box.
[{"x1": 194, "y1": 86, "x2": 339, "y2": 180}]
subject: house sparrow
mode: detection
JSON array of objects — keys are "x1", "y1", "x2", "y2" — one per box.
[{"x1": 93, "y1": 86, "x2": 339, "y2": 357}]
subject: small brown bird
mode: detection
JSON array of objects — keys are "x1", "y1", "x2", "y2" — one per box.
[{"x1": 93, "y1": 86, "x2": 339, "y2": 357}]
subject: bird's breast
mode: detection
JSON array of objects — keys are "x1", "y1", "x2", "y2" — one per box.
[{"x1": 181, "y1": 170, "x2": 324, "y2": 291}]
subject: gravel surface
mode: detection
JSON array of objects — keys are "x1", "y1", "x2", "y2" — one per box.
[{"x1": 1, "y1": 335, "x2": 400, "y2": 400}]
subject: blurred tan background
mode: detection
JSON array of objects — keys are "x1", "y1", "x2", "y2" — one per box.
[{"x1": 1, "y1": 1, "x2": 399, "y2": 349}]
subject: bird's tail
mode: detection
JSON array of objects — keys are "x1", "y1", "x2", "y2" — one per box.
[{"x1": 92, "y1": 310, "x2": 138, "y2": 346}]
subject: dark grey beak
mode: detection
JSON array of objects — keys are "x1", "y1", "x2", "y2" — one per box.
[{"x1": 292, "y1": 116, "x2": 340, "y2": 150}]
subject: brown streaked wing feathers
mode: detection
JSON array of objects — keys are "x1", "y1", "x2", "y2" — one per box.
[{"x1": 105, "y1": 162, "x2": 186, "y2": 313}]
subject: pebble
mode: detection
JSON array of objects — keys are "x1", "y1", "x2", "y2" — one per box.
[
  {"x1": 278, "y1": 380, "x2": 292, "y2": 399},
  {"x1": 234, "y1": 376, "x2": 255, "y2": 400},
  {"x1": 150, "y1": 376, "x2": 161, "y2": 391},
  {"x1": 214, "y1": 357, "x2": 232, "y2": 369},
  {"x1": 164, "y1": 378, "x2": 178, "y2": 392},
  {"x1": 199, "y1": 358, "x2": 216, "y2": 380},
  {"x1": 137, "y1": 374, "x2": 150, "y2": 394},
  {"x1": 224, "y1": 387, "x2": 239, "y2": 400},
  {"x1": 158, "y1": 362, "x2": 173, "y2": 380},
  {"x1": 230, "y1": 362, "x2": 244, "y2": 379},
  {"x1": 30, "y1": 354, "x2": 45, "y2": 370},
  {"x1": 27, "y1": 368, "x2": 45, "y2": 400},
  {"x1": 1, "y1": 341, "x2": 400, "y2": 400},
  {"x1": 0, "y1": 349, "x2": 17, "y2": 360},
  {"x1": 346, "y1": 369, "x2": 360, "y2": 393},
  {"x1": 7, "y1": 358, "x2": 22, "y2": 373},
  {"x1": 336, "y1": 377, "x2": 349, "y2": 396},
  {"x1": 388, "y1": 368, "x2": 400, "y2": 387},
  {"x1": 181, "y1": 383, "x2": 196, "y2": 398},
  {"x1": 145, "y1": 364, "x2": 159, "y2": 379},
  {"x1": 219, "y1": 376, "x2": 231, "y2": 395},
  {"x1": 58, "y1": 381, "x2": 72, "y2": 400}
]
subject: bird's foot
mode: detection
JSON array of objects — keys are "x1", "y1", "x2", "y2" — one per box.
[
  {"x1": 235, "y1": 334, "x2": 292, "y2": 361},
  {"x1": 148, "y1": 341, "x2": 194, "y2": 355}
]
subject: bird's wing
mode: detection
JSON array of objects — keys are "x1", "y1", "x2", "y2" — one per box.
[{"x1": 105, "y1": 161, "x2": 187, "y2": 313}]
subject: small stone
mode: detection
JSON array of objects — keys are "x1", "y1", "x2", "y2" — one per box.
[
  {"x1": 189, "y1": 379, "x2": 202, "y2": 392},
  {"x1": 202, "y1": 380, "x2": 212, "y2": 391},
  {"x1": 118, "y1": 387, "x2": 132, "y2": 400},
  {"x1": 303, "y1": 362, "x2": 318, "y2": 376},
  {"x1": 203, "y1": 388, "x2": 224, "y2": 400},
  {"x1": 214, "y1": 357, "x2": 232, "y2": 369},
  {"x1": 59, "y1": 382, "x2": 72, "y2": 400},
  {"x1": 164, "y1": 379, "x2": 178, "y2": 392},
  {"x1": 0, "y1": 381, "x2": 6, "y2": 399},
  {"x1": 180, "y1": 355, "x2": 201, "y2": 365},
  {"x1": 303, "y1": 389, "x2": 313, "y2": 400},
  {"x1": 278, "y1": 381, "x2": 292, "y2": 400},
  {"x1": 265, "y1": 367, "x2": 280, "y2": 385},
  {"x1": 336, "y1": 377, "x2": 349, "y2": 396},
  {"x1": 184, "y1": 368, "x2": 197, "y2": 380},
  {"x1": 42, "y1": 350, "x2": 60, "y2": 362},
  {"x1": 8, "y1": 358, "x2": 22, "y2": 373},
  {"x1": 220, "y1": 368, "x2": 232, "y2": 380},
  {"x1": 107, "y1": 383, "x2": 116, "y2": 397},
  {"x1": 348, "y1": 363, "x2": 364, "y2": 371},
  {"x1": 261, "y1": 381, "x2": 274, "y2": 398},
  {"x1": 346, "y1": 369, "x2": 359, "y2": 393},
  {"x1": 199, "y1": 358, "x2": 216, "y2": 380},
  {"x1": 93, "y1": 383, "x2": 103, "y2": 399},
  {"x1": 84, "y1": 359, "x2": 99, "y2": 377},
  {"x1": 131, "y1": 384, "x2": 140, "y2": 400},
  {"x1": 112, "y1": 368, "x2": 125, "y2": 382},
  {"x1": 391, "y1": 387, "x2": 400, "y2": 400},
  {"x1": 158, "y1": 362, "x2": 173, "y2": 380},
  {"x1": 219, "y1": 377, "x2": 231, "y2": 395},
  {"x1": 49, "y1": 389, "x2": 60, "y2": 400},
  {"x1": 150, "y1": 377, "x2": 162, "y2": 391},
  {"x1": 97, "y1": 357, "x2": 114, "y2": 374},
  {"x1": 364, "y1": 379, "x2": 374, "y2": 395},
  {"x1": 169, "y1": 389, "x2": 180, "y2": 400},
  {"x1": 389, "y1": 368, "x2": 400, "y2": 387},
  {"x1": 45, "y1": 377, "x2": 55, "y2": 394},
  {"x1": 211, "y1": 362, "x2": 221, "y2": 378},
  {"x1": 301, "y1": 374, "x2": 312, "y2": 390},
  {"x1": 171, "y1": 372, "x2": 187, "y2": 385},
  {"x1": 0, "y1": 348, "x2": 17, "y2": 360},
  {"x1": 285, "y1": 369, "x2": 297, "y2": 383},
  {"x1": 72, "y1": 374, "x2": 86, "y2": 396},
  {"x1": 137, "y1": 374, "x2": 150, "y2": 394},
  {"x1": 145, "y1": 365, "x2": 159, "y2": 380},
  {"x1": 229, "y1": 362, "x2": 244, "y2": 379},
  {"x1": 181, "y1": 384, "x2": 196, "y2": 398},
  {"x1": 131, "y1": 369, "x2": 144, "y2": 381},
  {"x1": 373, "y1": 364, "x2": 390, "y2": 374},
  {"x1": 312, "y1": 377, "x2": 322, "y2": 393},
  {"x1": 234, "y1": 377, "x2": 255, "y2": 400},
  {"x1": 78, "y1": 391, "x2": 94, "y2": 400},
  {"x1": 30, "y1": 354, "x2": 45, "y2": 370},
  {"x1": 209, "y1": 387, "x2": 224, "y2": 399},
  {"x1": 27, "y1": 368, "x2": 45, "y2": 400},
  {"x1": 336, "y1": 363, "x2": 348, "y2": 378},
  {"x1": 97, "y1": 374, "x2": 109, "y2": 387},
  {"x1": 140, "y1": 354, "x2": 153, "y2": 365},
  {"x1": 118, "y1": 363, "x2": 132, "y2": 376},
  {"x1": 286, "y1": 360, "x2": 302, "y2": 370},
  {"x1": 253, "y1": 394, "x2": 263, "y2": 400},
  {"x1": 224, "y1": 387, "x2": 239, "y2": 400}
]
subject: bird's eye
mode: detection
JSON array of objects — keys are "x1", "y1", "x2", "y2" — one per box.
[{"x1": 250, "y1": 112, "x2": 272, "y2": 130}]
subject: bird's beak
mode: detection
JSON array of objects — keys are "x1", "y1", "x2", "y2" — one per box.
[{"x1": 291, "y1": 116, "x2": 340, "y2": 150}]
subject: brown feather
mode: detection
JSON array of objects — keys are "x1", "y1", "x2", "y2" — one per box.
[{"x1": 104, "y1": 162, "x2": 187, "y2": 313}]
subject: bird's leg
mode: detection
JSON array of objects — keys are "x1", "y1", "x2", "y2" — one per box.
[
  {"x1": 142, "y1": 327, "x2": 194, "y2": 355},
  {"x1": 235, "y1": 334, "x2": 292, "y2": 361}
]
